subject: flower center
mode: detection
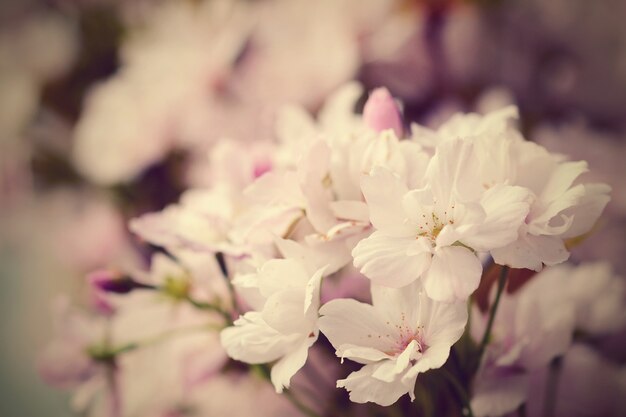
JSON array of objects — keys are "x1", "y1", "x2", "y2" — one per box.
[
  {"x1": 390, "y1": 321, "x2": 427, "y2": 356},
  {"x1": 416, "y1": 209, "x2": 455, "y2": 243}
]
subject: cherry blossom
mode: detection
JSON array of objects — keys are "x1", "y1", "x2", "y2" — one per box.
[
  {"x1": 319, "y1": 284, "x2": 467, "y2": 405},
  {"x1": 221, "y1": 258, "x2": 326, "y2": 392},
  {"x1": 353, "y1": 138, "x2": 529, "y2": 301}
]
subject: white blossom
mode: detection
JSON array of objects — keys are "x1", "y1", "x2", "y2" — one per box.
[
  {"x1": 353, "y1": 138, "x2": 529, "y2": 301},
  {"x1": 319, "y1": 284, "x2": 467, "y2": 405},
  {"x1": 220, "y1": 258, "x2": 326, "y2": 392}
]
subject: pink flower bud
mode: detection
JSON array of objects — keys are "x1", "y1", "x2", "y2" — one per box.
[
  {"x1": 253, "y1": 159, "x2": 273, "y2": 178},
  {"x1": 363, "y1": 87, "x2": 404, "y2": 137},
  {"x1": 87, "y1": 269, "x2": 153, "y2": 294}
]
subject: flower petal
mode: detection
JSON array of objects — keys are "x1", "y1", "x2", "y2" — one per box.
[
  {"x1": 319, "y1": 298, "x2": 396, "y2": 355},
  {"x1": 423, "y1": 246, "x2": 482, "y2": 302},
  {"x1": 352, "y1": 231, "x2": 431, "y2": 288},
  {"x1": 270, "y1": 336, "x2": 316, "y2": 393},
  {"x1": 360, "y1": 167, "x2": 412, "y2": 237},
  {"x1": 337, "y1": 363, "x2": 413, "y2": 406}
]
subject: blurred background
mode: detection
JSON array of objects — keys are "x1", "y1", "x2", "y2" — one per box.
[{"x1": 1, "y1": 0, "x2": 625, "y2": 416}]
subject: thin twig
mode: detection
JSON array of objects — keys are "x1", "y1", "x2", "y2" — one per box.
[
  {"x1": 476, "y1": 266, "x2": 509, "y2": 364},
  {"x1": 441, "y1": 368, "x2": 475, "y2": 417},
  {"x1": 215, "y1": 252, "x2": 240, "y2": 316},
  {"x1": 185, "y1": 295, "x2": 233, "y2": 324},
  {"x1": 542, "y1": 356, "x2": 563, "y2": 417}
]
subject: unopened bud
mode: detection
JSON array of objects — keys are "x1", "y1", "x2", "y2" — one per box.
[{"x1": 363, "y1": 87, "x2": 404, "y2": 137}]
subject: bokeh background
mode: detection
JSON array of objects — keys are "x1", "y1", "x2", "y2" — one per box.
[{"x1": 1, "y1": 0, "x2": 625, "y2": 416}]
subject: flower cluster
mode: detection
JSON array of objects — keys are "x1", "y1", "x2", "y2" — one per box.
[{"x1": 37, "y1": 83, "x2": 624, "y2": 417}]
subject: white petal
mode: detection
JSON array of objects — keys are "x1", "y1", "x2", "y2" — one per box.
[
  {"x1": 403, "y1": 345, "x2": 451, "y2": 380},
  {"x1": 270, "y1": 336, "x2": 316, "y2": 393},
  {"x1": 471, "y1": 372, "x2": 529, "y2": 417},
  {"x1": 262, "y1": 290, "x2": 308, "y2": 335},
  {"x1": 491, "y1": 234, "x2": 569, "y2": 271},
  {"x1": 538, "y1": 160, "x2": 587, "y2": 203},
  {"x1": 352, "y1": 231, "x2": 431, "y2": 288},
  {"x1": 370, "y1": 282, "x2": 424, "y2": 330},
  {"x1": 360, "y1": 167, "x2": 412, "y2": 236},
  {"x1": 220, "y1": 312, "x2": 297, "y2": 364},
  {"x1": 275, "y1": 238, "x2": 348, "y2": 276},
  {"x1": 299, "y1": 140, "x2": 336, "y2": 233},
  {"x1": 319, "y1": 298, "x2": 396, "y2": 354},
  {"x1": 371, "y1": 340, "x2": 416, "y2": 382},
  {"x1": 560, "y1": 183, "x2": 611, "y2": 239},
  {"x1": 398, "y1": 140, "x2": 429, "y2": 189},
  {"x1": 530, "y1": 184, "x2": 586, "y2": 234},
  {"x1": 337, "y1": 344, "x2": 393, "y2": 364},
  {"x1": 337, "y1": 363, "x2": 412, "y2": 406},
  {"x1": 425, "y1": 138, "x2": 482, "y2": 204},
  {"x1": 304, "y1": 265, "x2": 326, "y2": 315},
  {"x1": 463, "y1": 185, "x2": 530, "y2": 252},
  {"x1": 420, "y1": 297, "x2": 468, "y2": 348},
  {"x1": 257, "y1": 259, "x2": 309, "y2": 298},
  {"x1": 329, "y1": 200, "x2": 370, "y2": 223},
  {"x1": 423, "y1": 246, "x2": 482, "y2": 302}
]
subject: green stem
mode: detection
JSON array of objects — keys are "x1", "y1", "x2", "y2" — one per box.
[
  {"x1": 89, "y1": 322, "x2": 219, "y2": 362},
  {"x1": 441, "y1": 369, "x2": 475, "y2": 417},
  {"x1": 215, "y1": 252, "x2": 241, "y2": 316},
  {"x1": 185, "y1": 296, "x2": 233, "y2": 324},
  {"x1": 542, "y1": 357, "x2": 563, "y2": 417},
  {"x1": 476, "y1": 266, "x2": 509, "y2": 364}
]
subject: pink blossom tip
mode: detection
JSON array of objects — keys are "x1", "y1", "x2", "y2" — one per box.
[{"x1": 363, "y1": 87, "x2": 404, "y2": 137}]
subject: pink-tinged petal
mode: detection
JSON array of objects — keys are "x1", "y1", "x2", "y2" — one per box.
[
  {"x1": 319, "y1": 298, "x2": 396, "y2": 354},
  {"x1": 370, "y1": 282, "x2": 427, "y2": 332},
  {"x1": 360, "y1": 168, "x2": 411, "y2": 237},
  {"x1": 38, "y1": 341, "x2": 95, "y2": 389},
  {"x1": 352, "y1": 231, "x2": 431, "y2": 288},
  {"x1": 275, "y1": 237, "x2": 350, "y2": 276},
  {"x1": 425, "y1": 138, "x2": 483, "y2": 204},
  {"x1": 491, "y1": 234, "x2": 569, "y2": 271},
  {"x1": 299, "y1": 140, "x2": 336, "y2": 233},
  {"x1": 436, "y1": 106, "x2": 518, "y2": 141},
  {"x1": 363, "y1": 88, "x2": 404, "y2": 137},
  {"x1": 257, "y1": 259, "x2": 309, "y2": 298},
  {"x1": 538, "y1": 160, "x2": 588, "y2": 203},
  {"x1": 560, "y1": 183, "x2": 611, "y2": 239},
  {"x1": 423, "y1": 246, "x2": 482, "y2": 302},
  {"x1": 462, "y1": 184, "x2": 530, "y2": 252},
  {"x1": 418, "y1": 296, "x2": 468, "y2": 348},
  {"x1": 271, "y1": 336, "x2": 316, "y2": 393},
  {"x1": 262, "y1": 290, "x2": 308, "y2": 335},
  {"x1": 329, "y1": 200, "x2": 370, "y2": 223},
  {"x1": 403, "y1": 344, "x2": 452, "y2": 379},
  {"x1": 398, "y1": 140, "x2": 429, "y2": 189},
  {"x1": 402, "y1": 187, "x2": 435, "y2": 226},
  {"x1": 337, "y1": 363, "x2": 413, "y2": 406},
  {"x1": 253, "y1": 159, "x2": 273, "y2": 178},
  {"x1": 530, "y1": 184, "x2": 586, "y2": 234},
  {"x1": 231, "y1": 205, "x2": 304, "y2": 245},
  {"x1": 371, "y1": 340, "x2": 416, "y2": 382},
  {"x1": 471, "y1": 372, "x2": 529, "y2": 417},
  {"x1": 304, "y1": 266, "x2": 326, "y2": 315},
  {"x1": 515, "y1": 293, "x2": 575, "y2": 369},
  {"x1": 220, "y1": 312, "x2": 297, "y2": 364},
  {"x1": 244, "y1": 171, "x2": 304, "y2": 206},
  {"x1": 336, "y1": 344, "x2": 393, "y2": 364}
]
